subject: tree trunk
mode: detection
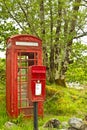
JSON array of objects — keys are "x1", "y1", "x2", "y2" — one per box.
[
  {"x1": 55, "y1": 78, "x2": 66, "y2": 87},
  {"x1": 49, "y1": 45, "x2": 55, "y2": 83},
  {"x1": 39, "y1": 0, "x2": 45, "y2": 42},
  {"x1": 55, "y1": 60, "x2": 67, "y2": 87},
  {"x1": 48, "y1": 0, "x2": 55, "y2": 83}
]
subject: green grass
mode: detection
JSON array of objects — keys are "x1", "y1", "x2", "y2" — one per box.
[
  {"x1": 0, "y1": 83, "x2": 87, "y2": 129},
  {"x1": 45, "y1": 84, "x2": 87, "y2": 118},
  {"x1": 0, "y1": 83, "x2": 9, "y2": 129}
]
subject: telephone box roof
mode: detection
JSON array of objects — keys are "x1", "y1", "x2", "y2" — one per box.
[{"x1": 7, "y1": 34, "x2": 42, "y2": 44}]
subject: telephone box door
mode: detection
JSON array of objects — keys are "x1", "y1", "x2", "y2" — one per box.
[
  {"x1": 17, "y1": 52, "x2": 39, "y2": 116},
  {"x1": 17, "y1": 52, "x2": 44, "y2": 116}
]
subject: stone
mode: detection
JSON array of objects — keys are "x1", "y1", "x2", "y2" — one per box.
[
  {"x1": 68, "y1": 127, "x2": 78, "y2": 130},
  {"x1": 68, "y1": 117, "x2": 83, "y2": 129},
  {"x1": 4, "y1": 121, "x2": 17, "y2": 129},
  {"x1": 80, "y1": 123, "x2": 87, "y2": 130},
  {"x1": 43, "y1": 118, "x2": 61, "y2": 128}
]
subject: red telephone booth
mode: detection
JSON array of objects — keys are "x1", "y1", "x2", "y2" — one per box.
[{"x1": 6, "y1": 34, "x2": 44, "y2": 118}]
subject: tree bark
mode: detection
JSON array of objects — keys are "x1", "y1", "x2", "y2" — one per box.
[
  {"x1": 40, "y1": 0, "x2": 45, "y2": 43},
  {"x1": 49, "y1": 0, "x2": 55, "y2": 83},
  {"x1": 49, "y1": 45, "x2": 55, "y2": 83}
]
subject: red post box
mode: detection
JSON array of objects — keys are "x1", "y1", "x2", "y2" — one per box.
[
  {"x1": 28, "y1": 66, "x2": 46, "y2": 102},
  {"x1": 28, "y1": 65, "x2": 46, "y2": 130},
  {"x1": 6, "y1": 34, "x2": 45, "y2": 118}
]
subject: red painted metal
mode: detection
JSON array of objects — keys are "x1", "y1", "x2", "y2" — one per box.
[
  {"x1": 28, "y1": 66, "x2": 46, "y2": 102},
  {"x1": 6, "y1": 34, "x2": 45, "y2": 118}
]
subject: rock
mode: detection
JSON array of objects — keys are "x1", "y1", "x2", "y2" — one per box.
[
  {"x1": 68, "y1": 117, "x2": 83, "y2": 129},
  {"x1": 80, "y1": 123, "x2": 87, "y2": 130},
  {"x1": 4, "y1": 121, "x2": 17, "y2": 129},
  {"x1": 58, "y1": 128, "x2": 68, "y2": 130},
  {"x1": 43, "y1": 118, "x2": 61, "y2": 128},
  {"x1": 68, "y1": 127, "x2": 78, "y2": 130}
]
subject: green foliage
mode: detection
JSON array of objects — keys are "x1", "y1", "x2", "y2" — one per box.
[
  {"x1": 12, "y1": 114, "x2": 24, "y2": 125},
  {"x1": 0, "y1": 58, "x2": 6, "y2": 84},
  {"x1": 0, "y1": 59, "x2": 5, "y2": 82},
  {"x1": 0, "y1": 21, "x2": 19, "y2": 51},
  {"x1": 66, "y1": 42, "x2": 87, "y2": 84}
]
